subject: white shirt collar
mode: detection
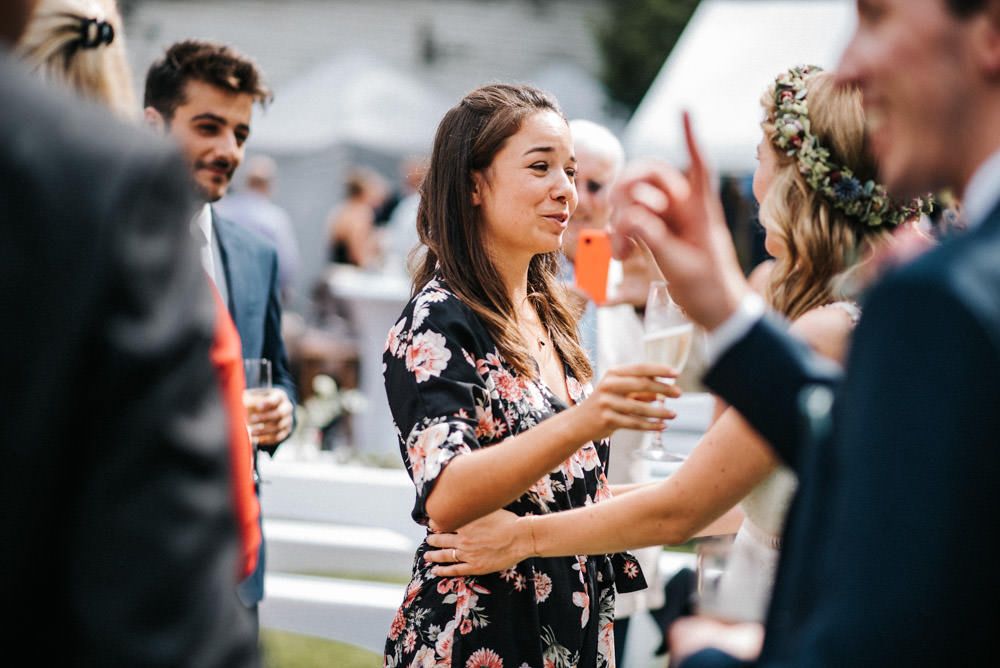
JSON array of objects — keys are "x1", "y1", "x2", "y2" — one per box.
[
  {"x1": 959, "y1": 146, "x2": 1000, "y2": 230},
  {"x1": 191, "y1": 202, "x2": 213, "y2": 244}
]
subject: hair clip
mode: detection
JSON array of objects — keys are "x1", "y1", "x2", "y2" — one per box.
[{"x1": 78, "y1": 17, "x2": 114, "y2": 49}]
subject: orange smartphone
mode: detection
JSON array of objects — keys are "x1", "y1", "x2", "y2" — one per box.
[{"x1": 574, "y1": 229, "x2": 613, "y2": 304}]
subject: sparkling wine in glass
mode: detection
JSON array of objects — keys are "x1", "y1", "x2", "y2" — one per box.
[
  {"x1": 243, "y1": 357, "x2": 272, "y2": 447},
  {"x1": 637, "y1": 281, "x2": 693, "y2": 461}
]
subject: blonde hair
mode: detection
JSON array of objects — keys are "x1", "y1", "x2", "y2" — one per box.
[
  {"x1": 16, "y1": 0, "x2": 136, "y2": 119},
  {"x1": 759, "y1": 70, "x2": 893, "y2": 320}
]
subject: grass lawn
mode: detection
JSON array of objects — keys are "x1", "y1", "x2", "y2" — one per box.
[{"x1": 261, "y1": 629, "x2": 381, "y2": 667}]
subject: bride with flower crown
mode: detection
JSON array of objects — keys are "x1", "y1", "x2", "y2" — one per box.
[{"x1": 423, "y1": 65, "x2": 933, "y2": 629}]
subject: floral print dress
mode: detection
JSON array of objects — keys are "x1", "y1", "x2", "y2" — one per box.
[{"x1": 382, "y1": 275, "x2": 645, "y2": 668}]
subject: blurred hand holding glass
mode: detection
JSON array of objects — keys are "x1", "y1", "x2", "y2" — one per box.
[{"x1": 243, "y1": 358, "x2": 272, "y2": 446}]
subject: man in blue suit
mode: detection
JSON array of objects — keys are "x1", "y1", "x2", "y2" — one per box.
[
  {"x1": 611, "y1": 0, "x2": 1000, "y2": 665},
  {"x1": 143, "y1": 40, "x2": 297, "y2": 628}
]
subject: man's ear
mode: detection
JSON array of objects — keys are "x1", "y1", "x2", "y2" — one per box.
[
  {"x1": 970, "y1": 3, "x2": 1000, "y2": 78},
  {"x1": 143, "y1": 106, "x2": 167, "y2": 133}
]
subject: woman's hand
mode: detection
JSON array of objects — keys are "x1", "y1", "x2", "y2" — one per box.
[
  {"x1": 574, "y1": 363, "x2": 680, "y2": 442},
  {"x1": 425, "y1": 509, "x2": 526, "y2": 576}
]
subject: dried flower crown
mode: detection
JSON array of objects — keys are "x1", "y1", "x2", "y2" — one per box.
[{"x1": 771, "y1": 65, "x2": 933, "y2": 228}]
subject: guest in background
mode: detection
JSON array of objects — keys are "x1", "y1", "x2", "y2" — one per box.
[
  {"x1": 557, "y1": 118, "x2": 624, "y2": 365},
  {"x1": 384, "y1": 154, "x2": 428, "y2": 276},
  {"x1": 216, "y1": 153, "x2": 301, "y2": 303},
  {"x1": 144, "y1": 38, "x2": 297, "y2": 632},
  {"x1": 382, "y1": 82, "x2": 675, "y2": 667},
  {"x1": 326, "y1": 165, "x2": 390, "y2": 269},
  {"x1": 0, "y1": 1, "x2": 256, "y2": 663}
]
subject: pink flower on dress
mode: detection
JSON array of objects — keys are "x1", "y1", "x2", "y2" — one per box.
[
  {"x1": 598, "y1": 621, "x2": 615, "y2": 663},
  {"x1": 490, "y1": 366, "x2": 522, "y2": 403},
  {"x1": 385, "y1": 317, "x2": 407, "y2": 356},
  {"x1": 530, "y1": 476, "x2": 556, "y2": 504},
  {"x1": 407, "y1": 423, "x2": 449, "y2": 487},
  {"x1": 403, "y1": 629, "x2": 417, "y2": 653},
  {"x1": 406, "y1": 330, "x2": 451, "y2": 382},
  {"x1": 460, "y1": 619, "x2": 473, "y2": 635},
  {"x1": 412, "y1": 645, "x2": 436, "y2": 668},
  {"x1": 574, "y1": 444, "x2": 601, "y2": 472},
  {"x1": 623, "y1": 560, "x2": 639, "y2": 579},
  {"x1": 388, "y1": 607, "x2": 406, "y2": 640},
  {"x1": 512, "y1": 573, "x2": 527, "y2": 592},
  {"x1": 402, "y1": 576, "x2": 423, "y2": 608},
  {"x1": 573, "y1": 590, "x2": 590, "y2": 627},
  {"x1": 534, "y1": 571, "x2": 553, "y2": 603},
  {"x1": 435, "y1": 619, "x2": 457, "y2": 664},
  {"x1": 466, "y1": 647, "x2": 503, "y2": 668}
]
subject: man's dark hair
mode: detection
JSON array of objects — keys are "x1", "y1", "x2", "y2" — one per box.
[
  {"x1": 143, "y1": 39, "x2": 272, "y2": 121},
  {"x1": 946, "y1": 0, "x2": 989, "y2": 16}
]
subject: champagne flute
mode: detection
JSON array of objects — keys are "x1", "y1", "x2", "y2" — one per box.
[
  {"x1": 636, "y1": 280, "x2": 693, "y2": 461},
  {"x1": 243, "y1": 357, "x2": 273, "y2": 446}
]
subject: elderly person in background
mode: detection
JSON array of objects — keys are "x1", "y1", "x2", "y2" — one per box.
[{"x1": 216, "y1": 154, "x2": 301, "y2": 302}]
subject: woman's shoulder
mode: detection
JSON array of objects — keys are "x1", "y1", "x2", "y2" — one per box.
[
  {"x1": 789, "y1": 301, "x2": 860, "y2": 364},
  {"x1": 398, "y1": 277, "x2": 484, "y2": 337}
]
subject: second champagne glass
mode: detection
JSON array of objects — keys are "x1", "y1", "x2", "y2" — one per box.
[
  {"x1": 243, "y1": 357, "x2": 272, "y2": 446},
  {"x1": 637, "y1": 280, "x2": 693, "y2": 462}
]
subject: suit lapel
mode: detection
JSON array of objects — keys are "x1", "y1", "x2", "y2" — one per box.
[{"x1": 212, "y1": 210, "x2": 242, "y2": 327}]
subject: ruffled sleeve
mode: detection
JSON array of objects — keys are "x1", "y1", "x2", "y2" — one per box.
[{"x1": 383, "y1": 282, "x2": 498, "y2": 523}]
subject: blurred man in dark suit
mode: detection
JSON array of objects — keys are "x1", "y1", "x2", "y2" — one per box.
[
  {"x1": 611, "y1": 1, "x2": 1000, "y2": 665},
  {"x1": 0, "y1": 2, "x2": 257, "y2": 665}
]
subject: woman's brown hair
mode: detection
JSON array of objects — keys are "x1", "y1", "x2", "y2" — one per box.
[{"x1": 412, "y1": 83, "x2": 592, "y2": 382}]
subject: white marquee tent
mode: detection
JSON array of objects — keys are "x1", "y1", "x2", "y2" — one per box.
[
  {"x1": 251, "y1": 49, "x2": 454, "y2": 156},
  {"x1": 623, "y1": 0, "x2": 857, "y2": 174}
]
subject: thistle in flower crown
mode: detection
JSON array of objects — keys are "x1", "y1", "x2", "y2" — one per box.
[{"x1": 771, "y1": 65, "x2": 933, "y2": 228}]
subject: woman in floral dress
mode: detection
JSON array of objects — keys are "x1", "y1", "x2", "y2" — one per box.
[
  {"x1": 422, "y1": 67, "x2": 935, "y2": 629},
  {"x1": 382, "y1": 83, "x2": 676, "y2": 668}
]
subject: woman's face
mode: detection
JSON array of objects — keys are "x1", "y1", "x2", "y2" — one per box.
[
  {"x1": 753, "y1": 134, "x2": 787, "y2": 259},
  {"x1": 752, "y1": 134, "x2": 778, "y2": 204},
  {"x1": 473, "y1": 110, "x2": 578, "y2": 264}
]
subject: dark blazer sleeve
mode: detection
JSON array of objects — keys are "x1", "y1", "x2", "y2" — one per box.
[
  {"x1": 756, "y1": 262, "x2": 1000, "y2": 666},
  {"x1": 702, "y1": 314, "x2": 842, "y2": 471}
]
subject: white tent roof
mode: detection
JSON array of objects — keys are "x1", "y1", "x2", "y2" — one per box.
[
  {"x1": 623, "y1": 0, "x2": 857, "y2": 173},
  {"x1": 525, "y1": 62, "x2": 625, "y2": 135},
  {"x1": 251, "y1": 50, "x2": 454, "y2": 155}
]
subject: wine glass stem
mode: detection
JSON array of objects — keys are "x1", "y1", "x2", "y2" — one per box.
[{"x1": 650, "y1": 397, "x2": 665, "y2": 448}]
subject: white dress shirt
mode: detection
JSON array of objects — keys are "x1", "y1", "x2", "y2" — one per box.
[{"x1": 191, "y1": 203, "x2": 229, "y2": 307}]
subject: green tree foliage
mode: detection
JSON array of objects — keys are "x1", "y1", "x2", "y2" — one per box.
[{"x1": 596, "y1": 0, "x2": 702, "y2": 113}]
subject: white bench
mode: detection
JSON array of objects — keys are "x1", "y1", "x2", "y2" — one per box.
[
  {"x1": 260, "y1": 573, "x2": 403, "y2": 654},
  {"x1": 264, "y1": 518, "x2": 416, "y2": 578}
]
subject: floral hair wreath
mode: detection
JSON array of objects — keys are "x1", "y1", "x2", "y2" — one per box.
[{"x1": 771, "y1": 65, "x2": 933, "y2": 228}]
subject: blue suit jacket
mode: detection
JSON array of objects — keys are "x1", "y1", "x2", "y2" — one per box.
[
  {"x1": 685, "y1": 207, "x2": 1000, "y2": 666},
  {"x1": 214, "y1": 209, "x2": 297, "y2": 607},
  {"x1": 213, "y1": 210, "x2": 296, "y2": 451}
]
